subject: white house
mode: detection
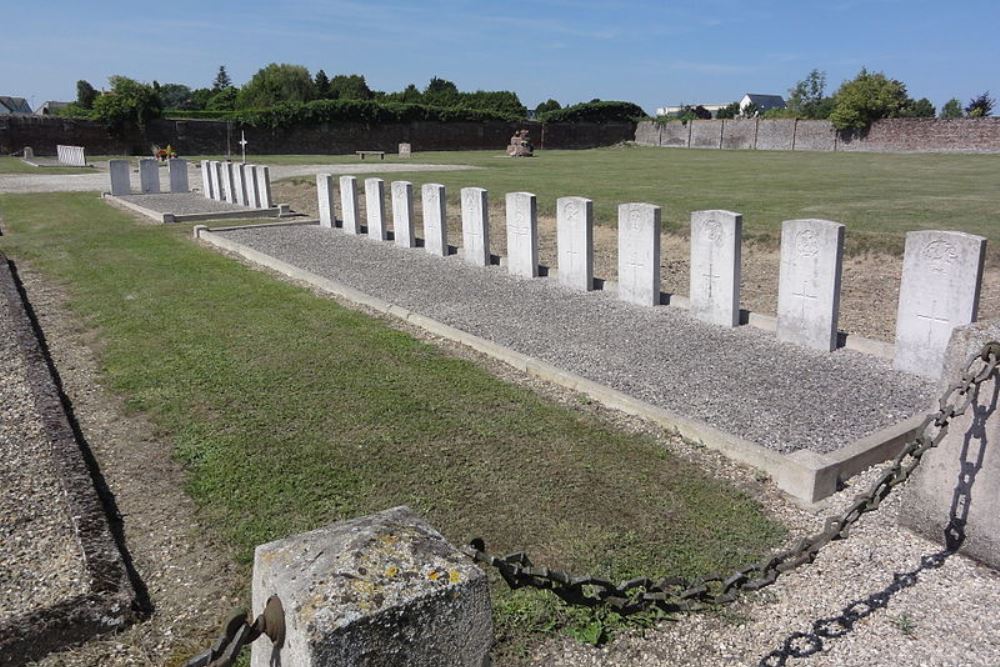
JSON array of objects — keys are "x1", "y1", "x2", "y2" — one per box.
[{"x1": 739, "y1": 93, "x2": 786, "y2": 115}]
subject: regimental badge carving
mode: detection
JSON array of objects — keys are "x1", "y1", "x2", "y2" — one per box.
[
  {"x1": 463, "y1": 190, "x2": 476, "y2": 212},
  {"x1": 628, "y1": 207, "x2": 642, "y2": 233},
  {"x1": 703, "y1": 218, "x2": 723, "y2": 245},
  {"x1": 564, "y1": 200, "x2": 579, "y2": 224},
  {"x1": 921, "y1": 239, "x2": 958, "y2": 273},
  {"x1": 795, "y1": 228, "x2": 819, "y2": 258}
]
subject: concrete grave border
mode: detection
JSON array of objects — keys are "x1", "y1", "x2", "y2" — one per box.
[
  {"x1": 193, "y1": 223, "x2": 924, "y2": 504},
  {"x1": 101, "y1": 192, "x2": 288, "y2": 224},
  {"x1": 0, "y1": 254, "x2": 137, "y2": 663}
]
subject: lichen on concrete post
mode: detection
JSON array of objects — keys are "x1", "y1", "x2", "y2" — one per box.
[{"x1": 251, "y1": 506, "x2": 492, "y2": 667}]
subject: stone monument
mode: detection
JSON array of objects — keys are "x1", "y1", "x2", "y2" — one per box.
[{"x1": 506, "y1": 129, "x2": 534, "y2": 157}]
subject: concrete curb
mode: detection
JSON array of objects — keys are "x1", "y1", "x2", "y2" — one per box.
[
  {"x1": 102, "y1": 192, "x2": 286, "y2": 224},
  {"x1": 194, "y1": 225, "x2": 922, "y2": 504}
]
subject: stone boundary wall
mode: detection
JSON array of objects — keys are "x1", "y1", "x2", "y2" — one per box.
[
  {"x1": 635, "y1": 117, "x2": 1000, "y2": 153},
  {"x1": 0, "y1": 115, "x2": 635, "y2": 156}
]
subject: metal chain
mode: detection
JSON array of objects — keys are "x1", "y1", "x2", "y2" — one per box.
[
  {"x1": 184, "y1": 595, "x2": 285, "y2": 667},
  {"x1": 465, "y1": 342, "x2": 1000, "y2": 616}
]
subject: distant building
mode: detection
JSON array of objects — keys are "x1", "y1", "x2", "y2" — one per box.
[
  {"x1": 36, "y1": 101, "x2": 70, "y2": 116},
  {"x1": 655, "y1": 103, "x2": 728, "y2": 117},
  {"x1": 0, "y1": 96, "x2": 33, "y2": 115},
  {"x1": 739, "y1": 93, "x2": 786, "y2": 115}
]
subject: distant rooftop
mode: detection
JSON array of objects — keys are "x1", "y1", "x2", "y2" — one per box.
[{"x1": 0, "y1": 96, "x2": 33, "y2": 115}]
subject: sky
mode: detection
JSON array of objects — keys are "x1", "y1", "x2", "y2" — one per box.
[{"x1": 4, "y1": 0, "x2": 999, "y2": 114}]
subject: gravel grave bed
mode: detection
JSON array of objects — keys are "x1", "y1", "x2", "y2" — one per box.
[
  {"x1": 114, "y1": 192, "x2": 261, "y2": 215},
  {"x1": 215, "y1": 223, "x2": 935, "y2": 455}
]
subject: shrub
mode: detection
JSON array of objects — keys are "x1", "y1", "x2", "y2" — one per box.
[{"x1": 538, "y1": 100, "x2": 645, "y2": 123}]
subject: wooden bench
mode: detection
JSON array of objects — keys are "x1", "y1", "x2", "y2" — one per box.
[{"x1": 355, "y1": 150, "x2": 385, "y2": 160}]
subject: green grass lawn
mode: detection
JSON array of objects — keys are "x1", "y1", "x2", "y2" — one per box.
[
  {"x1": 0, "y1": 156, "x2": 94, "y2": 175},
  {"x1": 0, "y1": 192, "x2": 785, "y2": 659}
]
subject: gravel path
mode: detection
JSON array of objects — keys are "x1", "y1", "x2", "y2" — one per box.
[
  {"x1": 216, "y1": 224, "x2": 934, "y2": 454},
  {"x1": 0, "y1": 162, "x2": 477, "y2": 194},
  {"x1": 115, "y1": 192, "x2": 260, "y2": 215},
  {"x1": 0, "y1": 279, "x2": 89, "y2": 620}
]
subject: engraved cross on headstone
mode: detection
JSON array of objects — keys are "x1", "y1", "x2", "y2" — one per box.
[
  {"x1": 703, "y1": 263, "x2": 721, "y2": 299},
  {"x1": 792, "y1": 279, "x2": 818, "y2": 317},
  {"x1": 916, "y1": 299, "x2": 951, "y2": 344}
]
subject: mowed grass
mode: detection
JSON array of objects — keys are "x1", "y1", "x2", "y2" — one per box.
[
  {"x1": 0, "y1": 156, "x2": 93, "y2": 175},
  {"x1": 0, "y1": 192, "x2": 784, "y2": 656},
  {"x1": 261, "y1": 146, "x2": 1000, "y2": 255}
]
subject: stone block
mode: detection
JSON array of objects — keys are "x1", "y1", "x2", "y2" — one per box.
[
  {"x1": 690, "y1": 120, "x2": 723, "y2": 149},
  {"x1": 391, "y1": 181, "x2": 416, "y2": 248},
  {"x1": 232, "y1": 164, "x2": 248, "y2": 205},
  {"x1": 200, "y1": 160, "x2": 213, "y2": 199},
  {"x1": 222, "y1": 162, "x2": 237, "y2": 204},
  {"x1": 556, "y1": 196, "x2": 593, "y2": 291},
  {"x1": 245, "y1": 165, "x2": 260, "y2": 208},
  {"x1": 210, "y1": 161, "x2": 223, "y2": 201},
  {"x1": 108, "y1": 159, "x2": 131, "y2": 195},
  {"x1": 365, "y1": 178, "x2": 387, "y2": 241},
  {"x1": 721, "y1": 120, "x2": 756, "y2": 150},
  {"x1": 776, "y1": 219, "x2": 844, "y2": 351},
  {"x1": 460, "y1": 187, "x2": 490, "y2": 267},
  {"x1": 250, "y1": 506, "x2": 492, "y2": 667},
  {"x1": 894, "y1": 231, "x2": 986, "y2": 379},
  {"x1": 689, "y1": 210, "x2": 742, "y2": 327},
  {"x1": 168, "y1": 158, "x2": 189, "y2": 193},
  {"x1": 256, "y1": 165, "x2": 273, "y2": 208},
  {"x1": 340, "y1": 176, "x2": 360, "y2": 234},
  {"x1": 421, "y1": 183, "x2": 448, "y2": 257},
  {"x1": 398, "y1": 142, "x2": 412, "y2": 158},
  {"x1": 660, "y1": 122, "x2": 690, "y2": 147},
  {"x1": 505, "y1": 192, "x2": 538, "y2": 278},
  {"x1": 756, "y1": 120, "x2": 796, "y2": 151},
  {"x1": 317, "y1": 174, "x2": 336, "y2": 229},
  {"x1": 139, "y1": 159, "x2": 160, "y2": 194},
  {"x1": 794, "y1": 120, "x2": 837, "y2": 151},
  {"x1": 617, "y1": 203, "x2": 661, "y2": 306},
  {"x1": 899, "y1": 318, "x2": 1000, "y2": 569}
]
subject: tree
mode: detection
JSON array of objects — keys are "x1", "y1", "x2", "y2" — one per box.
[
  {"x1": 715, "y1": 101, "x2": 740, "y2": 119},
  {"x1": 966, "y1": 91, "x2": 995, "y2": 118},
  {"x1": 236, "y1": 63, "x2": 315, "y2": 108},
  {"x1": 898, "y1": 97, "x2": 935, "y2": 118},
  {"x1": 327, "y1": 74, "x2": 372, "y2": 100},
  {"x1": 741, "y1": 102, "x2": 760, "y2": 118},
  {"x1": 76, "y1": 80, "x2": 98, "y2": 109},
  {"x1": 314, "y1": 69, "x2": 330, "y2": 98},
  {"x1": 158, "y1": 83, "x2": 193, "y2": 109},
  {"x1": 940, "y1": 98, "x2": 963, "y2": 119},
  {"x1": 213, "y1": 65, "x2": 232, "y2": 92},
  {"x1": 787, "y1": 69, "x2": 833, "y2": 119},
  {"x1": 92, "y1": 75, "x2": 162, "y2": 132},
  {"x1": 207, "y1": 86, "x2": 238, "y2": 111},
  {"x1": 188, "y1": 87, "x2": 214, "y2": 110},
  {"x1": 534, "y1": 99, "x2": 562, "y2": 115},
  {"x1": 829, "y1": 68, "x2": 910, "y2": 130},
  {"x1": 422, "y1": 76, "x2": 460, "y2": 107}
]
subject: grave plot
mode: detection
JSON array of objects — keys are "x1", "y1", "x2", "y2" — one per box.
[
  {"x1": 196, "y1": 178, "x2": 952, "y2": 501},
  {"x1": 102, "y1": 158, "x2": 287, "y2": 223},
  {"x1": 0, "y1": 254, "x2": 135, "y2": 660}
]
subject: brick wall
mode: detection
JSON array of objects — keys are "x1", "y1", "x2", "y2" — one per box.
[{"x1": 0, "y1": 116, "x2": 635, "y2": 156}]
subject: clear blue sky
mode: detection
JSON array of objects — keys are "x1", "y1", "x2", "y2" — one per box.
[{"x1": 5, "y1": 0, "x2": 998, "y2": 114}]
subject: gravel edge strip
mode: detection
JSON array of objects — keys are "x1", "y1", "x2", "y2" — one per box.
[{"x1": 0, "y1": 255, "x2": 137, "y2": 665}]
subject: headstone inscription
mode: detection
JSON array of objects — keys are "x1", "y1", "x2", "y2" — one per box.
[
  {"x1": 460, "y1": 187, "x2": 490, "y2": 267},
  {"x1": 776, "y1": 219, "x2": 845, "y2": 352},
  {"x1": 689, "y1": 210, "x2": 742, "y2": 328},
  {"x1": 617, "y1": 203, "x2": 661, "y2": 307},
  {"x1": 556, "y1": 196, "x2": 593, "y2": 291},
  {"x1": 505, "y1": 192, "x2": 538, "y2": 278},
  {"x1": 421, "y1": 184, "x2": 448, "y2": 257}
]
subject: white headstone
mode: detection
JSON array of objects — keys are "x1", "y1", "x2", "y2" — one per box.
[
  {"x1": 210, "y1": 161, "x2": 223, "y2": 201},
  {"x1": 365, "y1": 178, "x2": 387, "y2": 240},
  {"x1": 391, "y1": 181, "x2": 416, "y2": 248},
  {"x1": 893, "y1": 230, "x2": 986, "y2": 378},
  {"x1": 233, "y1": 164, "x2": 249, "y2": 206},
  {"x1": 200, "y1": 160, "x2": 213, "y2": 199},
  {"x1": 317, "y1": 174, "x2": 336, "y2": 228},
  {"x1": 109, "y1": 159, "x2": 131, "y2": 195},
  {"x1": 23, "y1": 146, "x2": 34, "y2": 160},
  {"x1": 460, "y1": 187, "x2": 490, "y2": 267},
  {"x1": 168, "y1": 158, "x2": 189, "y2": 193},
  {"x1": 556, "y1": 196, "x2": 593, "y2": 291},
  {"x1": 139, "y1": 159, "x2": 160, "y2": 194},
  {"x1": 505, "y1": 192, "x2": 538, "y2": 278},
  {"x1": 776, "y1": 219, "x2": 845, "y2": 352},
  {"x1": 689, "y1": 210, "x2": 742, "y2": 328},
  {"x1": 340, "y1": 176, "x2": 360, "y2": 234},
  {"x1": 421, "y1": 183, "x2": 448, "y2": 257},
  {"x1": 398, "y1": 142, "x2": 412, "y2": 158},
  {"x1": 222, "y1": 162, "x2": 237, "y2": 204},
  {"x1": 617, "y1": 203, "x2": 661, "y2": 307},
  {"x1": 56, "y1": 145, "x2": 86, "y2": 167},
  {"x1": 255, "y1": 165, "x2": 273, "y2": 208},
  {"x1": 245, "y1": 165, "x2": 260, "y2": 208}
]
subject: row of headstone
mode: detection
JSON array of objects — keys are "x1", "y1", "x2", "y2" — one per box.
[
  {"x1": 201, "y1": 160, "x2": 272, "y2": 208},
  {"x1": 108, "y1": 158, "x2": 189, "y2": 196},
  {"x1": 315, "y1": 177, "x2": 986, "y2": 380},
  {"x1": 56, "y1": 144, "x2": 87, "y2": 167}
]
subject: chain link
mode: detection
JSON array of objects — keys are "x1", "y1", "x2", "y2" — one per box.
[{"x1": 465, "y1": 342, "x2": 1000, "y2": 616}]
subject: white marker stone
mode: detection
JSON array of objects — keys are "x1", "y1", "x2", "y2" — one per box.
[
  {"x1": 556, "y1": 196, "x2": 593, "y2": 291},
  {"x1": 776, "y1": 219, "x2": 845, "y2": 351},
  {"x1": 232, "y1": 164, "x2": 248, "y2": 205},
  {"x1": 617, "y1": 203, "x2": 661, "y2": 306},
  {"x1": 209, "y1": 161, "x2": 223, "y2": 201},
  {"x1": 460, "y1": 187, "x2": 490, "y2": 267},
  {"x1": 365, "y1": 178, "x2": 387, "y2": 240},
  {"x1": 245, "y1": 165, "x2": 260, "y2": 208},
  {"x1": 222, "y1": 162, "x2": 237, "y2": 204},
  {"x1": 690, "y1": 210, "x2": 742, "y2": 327},
  {"x1": 421, "y1": 183, "x2": 448, "y2": 257},
  {"x1": 894, "y1": 230, "x2": 986, "y2": 378},
  {"x1": 255, "y1": 165, "x2": 273, "y2": 208},
  {"x1": 391, "y1": 181, "x2": 416, "y2": 248},
  {"x1": 505, "y1": 192, "x2": 538, "y2": 278},
  {"x1": 340, "y1": 176, "x2": 360, "y2": 234},
  {"x1": 109, "y1": 160, "x2": 131, "y2": 195},
  {"x1": 168, "y1": 158, "x2": 189, "y2": 193},
  {"x1": 200, "y1": 160, "x2": 213, "y2": 199},
  {"x1": 139, "y1": 159, "x2": 160, "y2": 194},
  {"x1": 317, "y1": 174, "x2": 336, "y2": 228}
]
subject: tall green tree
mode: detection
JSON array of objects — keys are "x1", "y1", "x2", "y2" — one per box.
[
  {"x1": 76, "y1": 80, "x2": 98, "y2": 109},
  {"x1": 940, "y1": 98, "x2": 963, "y2": 119},
  {"x1": 786, "y1": 69, "x2": 834, "y2": 119},
  {"x1": 423, "y1": 76, "x2": 460, "y2": 107},
  {"x1": 236, "y1": 63, "x2": 315, "y2": 108},
  {"x1": 314, "y1": 69, "x2": 330, "y2": 98},
  {"x1": 898, "y1": 97, "x2": 936, "y2": 118},
  {"x1": 829, "y1": 69, "x2": 911, "y2": 130},
  {"x1": 327, "y1": 74, "x2": 372, "y2": 100},
  {"x1": 534, "y1": 98, "x2": 562, "y2": 115},
  {"x1": 966, "y1": 91, "x2": 995, "y2": 117},
  {"x1": 714, "y1": 101, "x2": 740, "y2": 119},
  {"x1": 158, "y1": 83, "x2": 193, "y2": 109},
  {"x1": 92, "y1": 75, "x2": 163, "y2": 132},
  {"x1": 213, "y1": 65, "x2": 232, "y2": 92}
]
